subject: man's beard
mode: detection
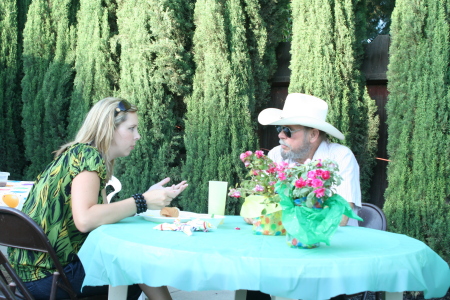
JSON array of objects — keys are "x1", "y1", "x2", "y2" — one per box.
[{"x1": 279, "y1": 139, "x2": 312, "y2": 162}]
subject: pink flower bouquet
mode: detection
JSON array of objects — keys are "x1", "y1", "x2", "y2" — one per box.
[
  {"x1": 230, "y1": 150, "x2": 289, "y2": 235},
  {"x1": 275, "y1": 158, "x2": 362, "y2": 247},
  {"x1": 276, "y1": 158, "x2": 343, "y2": 209},
  {"x1": 229, "y1": 150, "x2": 289, "y2": 210}
]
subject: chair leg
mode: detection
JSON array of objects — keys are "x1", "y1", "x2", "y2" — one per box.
[
  {"x1": 0, "y1": 276, "x2": 17, "y2": 300},
  {"x1": 8, "y1": 282, "x2": 16, "y2": 294},
  {"x1": 361, "y1": 292, "x2": 368, "y2": 300},
  {"x1": 50, "y1": 272, "x2": 59, "y2": 300}
]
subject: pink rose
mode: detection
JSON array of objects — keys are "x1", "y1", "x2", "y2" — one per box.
[
  {"x1": 253, "y1": 185, "x2": 264, "y2": 192},
  {"x1": 314, "y1": 188, "x2": 325, "y2": 198},
  {"x1": 229, "y1": 189, "x2": 241, "y2": 198},
  {"x1": 268, "y1": 181, "x2": 276, "y2": 186},
  {"x1": 255, "y1": 150, "x2": 264, "y2": 158},
  {"x1": 311, "y1": 179, "x2": 323, "y2": 188},
  {"x1": 267, "y1": 164, "x2": 277, "y2": 174},
  {"x1": 276, "y1": 161, "x2": 289, "y2": 172},
  {"x1": 321, "y1": 170, "x2": 330, "y2": 180},
  {"x1": 240, "y1": 151, "x2": 253, "y2": 162},
  {"x1": 307, "y1": 170, "x2": 316, "y2": 179},
  {"x1": 295, "y1": 178, "x2": 306, "y2": 188},
  {"x1": 278, "y1": 172, "x2": 286, "y2": 180},
  {"x1": 252, "y1": 170, "x2": 259, "y2": 176},
  {"x1": 316, "y1": 159, "x2": 322, "y2": 167}
]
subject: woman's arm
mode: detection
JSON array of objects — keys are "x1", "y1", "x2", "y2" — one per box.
[{"x1": 71, "y1": 171, "x2": 186, "y2": 233}]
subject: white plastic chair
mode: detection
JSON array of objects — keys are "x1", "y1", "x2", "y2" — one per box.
[{"x1": 106, "y1": 176, "x2": 122, "y2": 203}]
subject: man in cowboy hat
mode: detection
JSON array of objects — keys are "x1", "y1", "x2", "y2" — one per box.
[
  {"x1": 245, "y1": 93, "x2": 361, "y2": 300},
  {"x1": 249, "y1": 92, "x2": 362, "y2": 226}
]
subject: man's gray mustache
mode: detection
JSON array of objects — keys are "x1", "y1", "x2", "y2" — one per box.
[{"x1": 279, "y1": 140, "x2": 291, "y2": 149}]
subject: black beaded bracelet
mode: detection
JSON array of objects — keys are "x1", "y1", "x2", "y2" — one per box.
[{"x1": 132, "y1": 193, "x2": 147, "y2": 214}]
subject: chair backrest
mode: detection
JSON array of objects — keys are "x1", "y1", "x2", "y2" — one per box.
[
  {"x1": 0, "y1": 251, "x2": 34, "y2": 300},
  {"x1": 0, "y1": 207, "x2": 77, "y2": 300},
  {"x1": 106, "y1": 176, "x2": 122, "y2": 203},
  {"x1": 0, "y1": 275, "x2": 17, "y2": 300},
  {"x1": 357, "y1": 203, "x2": 387, "y2": 231}
]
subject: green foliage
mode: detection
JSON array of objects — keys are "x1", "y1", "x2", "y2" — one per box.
[
  {"x1": 366, "y1": 0, "x2": 395, "y2": 40},
  {"x1": 288, "y1": 0, "x2": 379, "y2": 203},
  {"x1": 274, "y1": 0, "x2": 393, "y2": 43},
  {"x1": 21, "y1": 0, "x2": 57, "y2": 179},
  {"x1": 113, "y1": 0, "x2": 195, "y2": 198},
  {"x1": 21, "y1": 0, "x2": 78, "y2": 180},
  {"x1": 245, "y1": 0, "x2": 290, "y2": 112},
  {"x1": 181, "y1": 0, "x2": 289, "y2": 215},
  {"x1": 385, "y1": 0, "x2": 450, "y2": 263},
  {"x1": 0, "y1": 0, "x2": 26, "y2": 178},
  {"x1": 68, "y1": 0, "x2": 120, "y2": 138}
]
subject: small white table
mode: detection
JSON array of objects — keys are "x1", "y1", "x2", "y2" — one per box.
[
  {"x1": 79, "y1": 216, "x2": 450, "y2": 300},
  {"x1": 0, "y1": 180, "x2": 34, "y2": 211}
]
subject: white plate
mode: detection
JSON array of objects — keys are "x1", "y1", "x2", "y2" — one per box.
[{"x1": 140, "y1": 210, "x2": 195, "y2": 223}]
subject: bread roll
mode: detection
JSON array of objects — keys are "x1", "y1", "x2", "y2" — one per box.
[{"x1": 160, "y1": 207, "x2": 180, "y2": 217}]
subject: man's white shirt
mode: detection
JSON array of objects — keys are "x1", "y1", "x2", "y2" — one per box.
[{"x1": 268, "y1": 141, "x2": 362, "y2": 226}]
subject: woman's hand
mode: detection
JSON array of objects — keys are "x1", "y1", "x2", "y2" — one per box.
[
  {"x1": 243, "y1": 217, "x2": 254, "y2": 225},
  {"x1": 147, "y1": 177, "x2": 171, "y2": 191},
  {"x1": 143, "y1": 178, "x2": 188, "y2": 209},
  {"x1": 71, "y1": 173, "x2": 188, "y2": 233}
]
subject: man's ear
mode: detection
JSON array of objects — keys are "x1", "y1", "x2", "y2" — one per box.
[{"x1": 309, "y1": 128, "x2": 321, "y2": 143}]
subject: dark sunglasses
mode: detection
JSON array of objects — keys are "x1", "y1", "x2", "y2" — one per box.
[
  {"x1": 114, "y1": 100, "x2": 132, "y2": 117},
  {"x1": 276, "y1": 126, "x2": 303, "y2": 138}
]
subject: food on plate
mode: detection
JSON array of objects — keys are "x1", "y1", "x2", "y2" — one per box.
[{"x1": 160, "y1": 207, "x2": 180, "y2": 217}]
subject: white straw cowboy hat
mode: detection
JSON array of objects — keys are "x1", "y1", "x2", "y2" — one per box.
[{"x1": 258, "y1": 93, "x2": 345, "y2": 140}]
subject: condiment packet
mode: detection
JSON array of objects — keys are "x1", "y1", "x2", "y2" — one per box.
[{"x1": 153, "y1": 218, "x2": 213, "y2": 236}]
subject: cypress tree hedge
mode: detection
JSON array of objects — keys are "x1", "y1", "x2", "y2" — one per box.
[
  {"x1": 384, "y1": 0, "x2": 450, "y2": 262},
  {"x1": 181, "y1": 0, "x2": 289, "y2": 214},
  {"x1": 288, "y1": 0, "x2": 379, "y2": 203},
  {"x1": 68, "y1": 0, "x2": 120, "y2": 138},
  {"x1": 0, "y1": 0, "x2": 26, "y2": 178},
  {"x1": 21, "y1": 0, "x2": 78, "y2": 179},
  {"x1": 113, "y1": 0, "x2": 195, "y2": 198}
]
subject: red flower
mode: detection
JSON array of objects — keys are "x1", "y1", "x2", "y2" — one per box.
[
  {"x1": 321, "y1": 170, "x2": 330, "y2": 180},
  {"x1": 295, "y1": 178, "x2": 307, "y2": 188}
]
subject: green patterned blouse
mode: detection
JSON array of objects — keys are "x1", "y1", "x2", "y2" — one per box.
[{"x1": 8, "y1": 143, "x2": 107, "y2": 282}]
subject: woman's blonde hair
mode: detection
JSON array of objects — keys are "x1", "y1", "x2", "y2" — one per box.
[{"x1": 55, "y1": 97, "x2": 138, "y2": 179}]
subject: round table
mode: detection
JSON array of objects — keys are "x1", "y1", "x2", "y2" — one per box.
[{"x1": 79, "y1": 216, "x2": 450, "y2": 300}]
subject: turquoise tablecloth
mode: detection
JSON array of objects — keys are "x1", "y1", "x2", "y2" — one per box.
[{"x1": 78, "y1": 216, "x2": 450, "y2": 300}]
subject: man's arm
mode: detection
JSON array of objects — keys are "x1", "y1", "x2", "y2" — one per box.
[{"x1": 332, "y1": 145, "x2": 361, "y2": 226}]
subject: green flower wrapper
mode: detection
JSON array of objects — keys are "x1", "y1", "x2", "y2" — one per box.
[{"x1": 278, "y1": 184, "x2": 363, "y2": 246}]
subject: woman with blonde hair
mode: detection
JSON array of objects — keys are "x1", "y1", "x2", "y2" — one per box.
[{"x1": 8, "y1": 97, "x2": 186, "y2": 300}]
